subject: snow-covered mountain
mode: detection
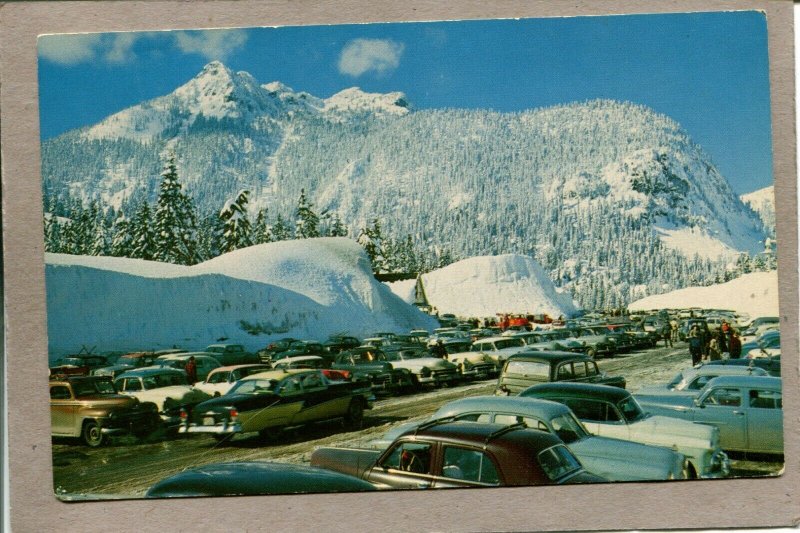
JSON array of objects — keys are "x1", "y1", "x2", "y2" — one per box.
[
  {"x1": 386, "y1": 254, "x2": 577, "y2": 319},
  {"x1": 41, "y1": 61, "x2": 769, "y2": 308},
  {"x1": 628, "y1": 270, "x2": 779, "y2": 318},
  {"x1": 741, "y1": 185, "x2": 775, "y2": 237},
  {"x1": 45, "y1": 237, "x2": 437, "y2": 357}
]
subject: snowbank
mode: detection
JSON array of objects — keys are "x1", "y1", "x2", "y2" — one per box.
[
  {"x1": 628, "y1": 271, "x2": 779, "y2": 318},
  {"x1": 387, "y1": 254, "x2": 577, "y2": 319},
  {"x1": 45, "y1": 237, "x2": 437, "y2": 357}
]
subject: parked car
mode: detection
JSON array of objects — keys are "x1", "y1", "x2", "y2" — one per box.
[
  {"x1": 332, "y1": 347, "x2": 416, "y2": 394},
  {"x1": 322, "y1": 335, "x2": 362, "y2": 354},
  {"x1": 311, "y1": 421, "x2": 605, "y2": 488},
  {"x1": 179, "y1": 369, "x2": 374, "y2": 440},
  {"x1": 704, "y1": 356, "x2": 780, "y2": 377},
  {"x1": 152, "y1": 353, "x2": 222, "y2": 382},
  {"x1": 146, "y1": 461, "x2": 376, "y2": 498},
  {"x1": 520, "y1": 383, "x2": 730, "y2": 479},
  {"x1": 382, "y1": 347, "x2": 460, "y2": 387},
  {"x1": 271, "y1": 356, "x2": 353, "y2": 381},
  {"x1": 50, "y1": 375, "x2": 160, "y2": 447},
  {"x1": 204, "y1": 344, "x2": 260, "y2": 366},
  {"x1": 92, "y1": 351, "x2": 157, "y2": 379},
  {"x1": 636, "y1": 365, "x2": 769, "y2": 397},
  {"x1": 567, "y1": 328, "x2": 616, "y2": 359},
  {"x1": 470, "y1": 336, "x2": 528, "y2": 367},
  {"x1": 636, "y1": 375, "x2": 783, "y2": 455},
  {"x1": 444, "y1": 345, "x2": 499, "y2": 381},
  {"x1": 114, "y1": 367, "x2": 212, "y2": 426},
  {"x1": 373, "y1": 396, "x2": 688, "y2": 481},
  {"x1": 50, "y1": 353, "x2": 110, "y2": 378},
  {"x1": 192, "y1": 364, "x2": 273, "y2": 397},
  {"x1": 256, "y1": 337, "x2": 300, "y2": 363},
  {"x1": 273, "y1": 340, "x2": 330, "y2": 362},
  {"x1": 744, "y1": 331, "x2": 780, "y2": 359},
  {"x1": 513, "y1": 331, "x2": 587, "y2": 354},
  {"x1": 495, "y1": 351, "x2": 626, "y2": 395}
]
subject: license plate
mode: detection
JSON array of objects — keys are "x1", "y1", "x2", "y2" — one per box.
[{"x1": 203, "y1": 416, "x2": 215, "y2": 425}]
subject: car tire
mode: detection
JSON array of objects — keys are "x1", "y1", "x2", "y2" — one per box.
[
  {"x1": 82, "y1": 420, "x2": 105, "y2": 447},
  {"x1": 344, "y1": 399, "x2": 364, "y2": 428},
  {"x1": 586, "y1": 347, "x2": 597, "y2": 359}
]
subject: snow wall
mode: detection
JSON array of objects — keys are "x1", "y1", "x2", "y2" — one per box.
[{"x1": 45, "y1": 237, "x2": 438, "y2": 357}]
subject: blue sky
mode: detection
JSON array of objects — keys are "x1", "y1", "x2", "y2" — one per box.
[{"x1": 38, "y1": 11, "x2": 772, "y2": 193}]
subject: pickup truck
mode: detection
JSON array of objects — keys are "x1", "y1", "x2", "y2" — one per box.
[
  {"x1": 311, "y1": 420, "x2": 605, "y2": 489},
  {"x1": 50, "y1": 375, "x2": 160, "y2": 446}
]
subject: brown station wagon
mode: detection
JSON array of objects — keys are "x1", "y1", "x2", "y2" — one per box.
[{"x1": 50, "y1": 376, "x2": 160, "y2": 446}]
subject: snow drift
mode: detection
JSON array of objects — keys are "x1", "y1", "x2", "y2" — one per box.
[
  {"x1": 387, "y1": 254, "x2": 577, "y2": 319},
  {"x1": 45, "y1": 237, "x2": 437, "y2": 357},
  {"x1": 628, "y1": 271, "x2": 779, "y2": 318}
]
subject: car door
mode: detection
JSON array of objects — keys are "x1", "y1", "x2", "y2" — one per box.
[
  {"x1": 50, "y1": 385, "x2": 77, "y2": 436},
  {"x1": 293, "y1": 372, "x2": 348, "y2": 423},
  {"x1": 745, "y1": 388, "x2": 783, "y2": 453},
  {"x1": 694, "y1": 387, "x2": 747, "y2": 451},
  {"x1": 367, "y1": 440, "x2": 436, "y2": 489},
  {"x1": 433, "y1": 444, "x2": 502, "y2": 488}
]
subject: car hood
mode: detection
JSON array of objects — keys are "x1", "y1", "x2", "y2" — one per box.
[
  {"x1": 635, "y1": 393, "x2": 698, "y2": 410},
  {"x1": 390, "y1": 358, "x2": 456, "y2": 371},
  {"x1": 625, "y1": 414, "x2": 716, "y2": 444},
  {"x1": 570, "y1": 435, "x2": 682, "y2": 480},
  {"x1": 447, "y1": 352, "x2": 494, "y2": 364},
  {"x1": 126, "y1": 386, "x2": 211, "y2": 409}
]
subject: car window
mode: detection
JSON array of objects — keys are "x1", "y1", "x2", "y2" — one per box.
[
  {"x1": 441, "y1": 446, "x2": 499, "y2": 485},
  {"x1": 494, "y1": 414, "x2": 548, "y2": 431},
  {"x1": 300, "y1": 373, "x2": 324, "y2": 390},
  {"x1": 563, "y1": 398, "x2": 621, "y2": 422},
  {"x1": 230, "y1": 378, "x2": 278, "y2": 394},
  {"x1": 123, "y1": 378, "x2": 142, "y2": 391},
  {"x1": 504, "y1": 361, "x2": 549, "y2": 378},
  {"x1": 749, "y1": 389, "x2": 782, "y2": 409},
  {"x1": 549, "y1": 414, "x2": 587, "y2": 443},
  {"x1": 50, "y1": 386, "x2": 72, "y2": 400},
  {"x1": 572, "y1": 362, "x2": 587, "y2": 378},
  {"x1": 496, "y1": 339, "x2": 525, "y2": 349},
  {"x1": 556, "y1": 364, "x2": 574, "y2": 380},
  {"x1": 703, "y1": 388, "x2": 742, "y2": 407},
  {"x1": 208, "y1": 371, "x2": 229, "y2": 384},
  {"x1": 279, "y1": 376, "x2": 303, "y2": 395},
  {"x1": 617, "y1": 396, "x2": 646, "y2": 422},
  {"x1": 586, "y1": 363, "x2": 599, "y2": 377},
  {"x1": 381, "y1": 442, "x2": 433, "y2": 474},
  {"x1": 537, "y1": 444, "x2": 582, "y2": 481},
  {"x1": 687, "y1": 375, "x2": 714, "y2": 390}
]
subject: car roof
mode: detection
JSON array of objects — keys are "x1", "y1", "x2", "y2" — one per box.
[
  {"x1": 158, "y1": 352, "x2": 215, "y2": 359},
  {"x1": 683, "y1": 365, "x2": 768, "y2": 377},
  {"x1": 433, "y1": 395, "x2": 572, "y2": 420},
  {"x1": 705, "y1": 375, "x2": 782, "y2": 389},
  {"x1": 475, "y1": 336, "x2": 524, "y2": 343},
  {"x1": 208, "y1": 364, "x2": 270, "y2": 373},
  {"x1": 506, "y1": 351, "x2": 592, "y2": 363},
  {"x1": 240, "y1": 368, "x2": 313, "y2": 381},
  {"x1": 520, "y1": 382, "x2": 631, "y2": 402},
  {"x1": 115, "y1": 366, "x2": 186, "y2": 378},
  {"x1": 400, "y1": 420, "x2": 560, "y2": 449}
]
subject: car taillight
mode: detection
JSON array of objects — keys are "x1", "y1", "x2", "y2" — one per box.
[
  {"x1": 179, "y1": 408, "x2": 188, "y2": 420},
  {"x1": 229, "y1": 408, "x2": 238, "y2": 421}
]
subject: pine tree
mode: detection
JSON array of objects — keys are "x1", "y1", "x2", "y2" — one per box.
[
  {"x1": 153, "y1": 154, "x2": 199, "y2": 264},
  {"x1": 129, "y1": 201, "x2": 156, "y2": 260},
  {"x1": 357, "y1": 218, "x2": 385, "y2": 273},
  {"x1": 253, "y1": 208, "x2": 273, "y2": 244},
  {"x1": 110, "y1": 212, "x2": 132, "y2": 257},
  {"x1": 219, "y1": 189, "x2": 253, "y2": 253},
  {"x1": 44, "y1": 215, "x2": 62, "y2": 253},
  {"x1": 294, "y1": 188, "x2": 320, "y2": 239},
  {"x1": 272, "y1": 214, "x2": 291, "y2": 241},
  {"x1": 328, "y1": 212, "x2": 348, "y2": 237}
]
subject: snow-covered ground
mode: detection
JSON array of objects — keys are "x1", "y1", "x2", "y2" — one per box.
[
  {"x1": 386, "y1": 254, "x2": 577, "y2": 319},
  {"x1": 45, "y1": 237, "x2": 437, "y2": 358},
  {"x1": 628, "y1": 270, "x2": 779, "y2": 318}
]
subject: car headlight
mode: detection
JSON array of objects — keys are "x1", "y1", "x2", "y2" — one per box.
[{"x1": 420, "y1": 367, "x2": 432, "y2": 377}]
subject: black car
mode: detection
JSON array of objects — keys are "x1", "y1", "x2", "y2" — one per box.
[
  {"x1": 332, "y1": 347, "x2": 416, "y2": 394},
  {"x1": 323, "y1": 335, "x2": 362, "y2": 354},
  {"x1": 495, "y1": 351, "x2": 626, "y2": 395},
  {"x1": 703, "y1": 356, "x2": 780, "y2": 377},
  {"x1": 146, "y1": 461, "x2": 376, "y2": 498}
]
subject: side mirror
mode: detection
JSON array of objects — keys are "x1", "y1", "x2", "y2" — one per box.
[{"x1": 693, "y1": 398, "x2": 703, "y2": 408}]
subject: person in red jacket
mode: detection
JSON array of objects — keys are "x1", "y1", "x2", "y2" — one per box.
[{"x1": 184, "y1": 355, "x2": 198, "y2": 384}]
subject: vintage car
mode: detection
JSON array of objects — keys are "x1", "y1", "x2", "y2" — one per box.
[
  {"x1": 192, "y1": 364, "x2": 273, "y2": 397},
  {"x1": 495, "y1": 351, "x2": 626, "y2": 395},
  {"x1": 49, "y1": 353, "x2": 110, "y2": 377},
  {"x1": 636, "y1": 365, "x2": 769, "y2": 397},
  {"x1": 204, "y1": 344, "x2": 261, "y2": 366},
  {"x1": 469, "y1": 336, "x2": 529, "y2": 367},
  {"x1": 179, "y1": 368, "x2": 374, "y2": 440},
  {"x1": 322, "y1": 335, "x2": 362, "y2": 354},
  {"x1": 704, "y1": 356, "x2": 780, "y2": 377},
  {"x1": 114, "y1": 367, "x2": 212, "y2": 425},
  {"x1": 520, "y1": 383, "x2": 730, "y2": 478},
  {"x1": 270, "y1": 356, "x2": 352, "y2": 381},
  {"x1": 383, "y1": 347, "x2": 460, "y2": 387},
  {"x1": 444, "y1": 344, "x2": 499, "y2": 381},
  {"x1": 152, "y1": 353, "x2": 222, "y2": 382},
  {"x1": 146, "y1": 461, "x2": 376, "y2": 498},
  {"x1": 513, "y1": 331, "x2": 587, "y2": 354},
  {"x1": 311, "y1": 421, "x2": 605, "y2": 488},
  {"x1": 331, "y1": 347, "x2": 416, "y2": 394},
  {"x1": 744, "y1": 331, "x2": 780, "y2": 359},
  {"x1": 566, "y1": 328, "x2": 616, "y2": 359},
  {"x1": 92, "y1": 351, "x2": 157, "y2": 379},
  {"x1": 373, "y1": 396, "x2": 688, "y2": 482},
  {"x1": 636, "y1": 375, "x2": 783, "y2": 454},
  {"x1": 256, "y1": 337, "x2": 300, "y2": 363},
  {"x1": 50, "y1": 375, "x2": 160, "y2": 446}
]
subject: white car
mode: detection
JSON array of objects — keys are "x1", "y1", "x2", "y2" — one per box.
[
  {"x1": 636, "y1": 365, "x2": 769, "y2": 396},
  {"x1": 153, "y1": 353, "x2": 222, "y2": 381},
  {"x1": 383, "y1": 349, "x2": 460, "y2": 386},
  {"x1": 114, "y1": 367, "x2": 212, "y2": 425},
  {"x1": 193, "y1": 364, "x2": 272, "y2": 397},
  {"x1": 469, "y1": 336, "x2": 528, "y2": 367}
]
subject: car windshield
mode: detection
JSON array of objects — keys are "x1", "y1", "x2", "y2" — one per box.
[
  {"x1": 229, "y1": 378, "x2": 279, "y2": 395},
  {"x1": 495, "y1": 339, "x2": 525, "y2": 349},
  {"x1": 667, "y1": 372, "x2": 685, "y2": 389},
  {"x1": 537, "y1": 444, "x2": 582, "y2": 481},
  {"x1": 72, "y1": 379, "x2": 116, "y2": 396},
  {"x1": 617, "y1": 396, "x2": 647, "y2": 422},
  {"x1": 353, "y1": 350, "x2": 387, "y2": 362},
  {"x1": 504, "y1": 360, "x2": 550, "y2": 377},
  {"x1": 549, "y1": 414, "x2": 589, "y2": 443}
]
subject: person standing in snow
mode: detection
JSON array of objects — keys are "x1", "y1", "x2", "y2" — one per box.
[
  {"x1": 662, "y1": 323, "x2": 673, "y2": 347},
  {"x1": 688, "y1": 325, "x2": 703, "y2": 366},
  {"x1": 729, "y1": 330, "x2": 743, "y2": 359},
  {"x1": 185, "y1": 355, "x2": 198, "y2": 384}
]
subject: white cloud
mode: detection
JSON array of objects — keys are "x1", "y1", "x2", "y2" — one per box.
[
  {"x1": 173, "y1": 29, "x2": 248, "y2": 61},
  {"x1": 338, "y1": 38, "x2": 404, "y2": 77},
  {"x1": 38, "y1": 33, "x2": 102, "y2": 65},
  {"x1": 104, "y1": 33, "x2": 139, "y2": 64}
]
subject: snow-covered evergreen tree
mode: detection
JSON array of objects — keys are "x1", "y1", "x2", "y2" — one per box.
[
  {"x1": 357, "y1": 218, "x2": 386, "y2": 273},
  {"x1": 272, "y1": 214, "x2": 292, "y2": 241},
  {"x1": 328, "y1": 212, "x2": 348, "y2": 237},
  {"x1": 294, "y1": 188, "x2": 320, "y2": 239},
  {"x1": 219, "y1": 189, "x2": 253, "y2": 253},
  {"x1": 252, "y1": 208, "x2": 273, "y2": 244},
  {"x1": 153, "y1": 154, "x2": 199, "y2": 264},
  {"x1": 129, "y1": 201, "x2": 156, "y2": 260},
  {"x1": 110, "y1": 212, "x2": 132, "y2": 257}
]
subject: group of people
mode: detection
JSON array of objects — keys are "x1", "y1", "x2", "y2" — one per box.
[{"x1": 687, "y1": 320, "x2": 742, "y2": 366}]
